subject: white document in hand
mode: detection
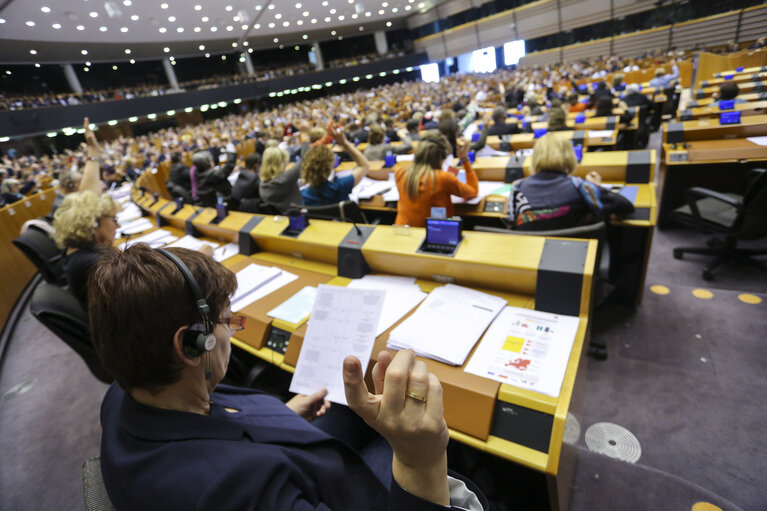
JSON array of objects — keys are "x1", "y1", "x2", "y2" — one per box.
[
  {"x1": 387, "y1": 284, "x2": 506, "y2": 366},
  {"x1": 464, "y1": 306, "x2": 580, "y2": 397},
  {"x1": 289, "y1": 285, "x2": 385, "y2": 405},
  {"x1": 228, "y1": 264, "x2": 283, "y2": 312},
  {"x1": 347, "y1": 276, "x2": 427, "y2": 336}
]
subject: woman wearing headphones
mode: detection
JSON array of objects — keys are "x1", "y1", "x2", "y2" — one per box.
[
  {"x1": 90, "y1": 244, "x2": 486, "y2": 510},
  {"x1": 394, "y1": 131, "x2": 478, "y2": 227}
]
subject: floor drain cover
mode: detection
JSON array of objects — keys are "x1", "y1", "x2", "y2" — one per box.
[
  {"x1": 1, "y1": 378, "x2": 37, "y2": 400},
  {"x1": 563, "y1": 412, "x2": 581, "y2": 444},
  {"x1": 585, "y1": 422, "x2": 641, "y2": 463}
]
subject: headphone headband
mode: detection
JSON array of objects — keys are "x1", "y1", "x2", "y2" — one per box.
[{"x1": 155, "y1": 248, "x2": 210, "y2": 318}]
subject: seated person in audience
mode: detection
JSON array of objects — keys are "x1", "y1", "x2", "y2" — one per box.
[
  {"x1": 230, "y1": 153, "x2": 261, "y2": 213},
  {"x1": 487, "y1": 105, "x2": 521, "y2": 136},
  {"x1": 438, "y1": 110, "x2": 459, "y2": 157},
  {"x1": 594, "y1": 96, "x2": 633, "y2": 124},
  {"x1": 547, "y1": 105, "x2": 572, "y2": 132},
  {"x1": 648, "y1": 63, "x2": 680, "y2": 89},
  {"x1": 749, "y1": 36, "x2": 766, "y2": 50},
  {"x1": 406, "y1": 118, "x2": 422, "y2": 141},
  {"x1": 301, "y1": 127, "x2": 369, "y2": 206},
  {"x1": 589, "y1": 81, "x2": 613, "y2": 108},
  {"x1": 612, "y1": 73, "x2": 626, "y2": 93},
  {"x1": 422, "y1": 112, "x2": 439, "y2": 130},
  {"x1": 364, "y1": 126, "x2": 413, "y2": 160},
  {"x1": 48, "y1": 171, "x2": 82, "y2": 220},
  {"x1": 1, "y1": 178, "x2": 24, "y2": 205},
  {"x1": 53, "y1": 190, "x2": 119, "y2": 307},
  {"x1": 506, "y1": 134, "x2": 634, "y2": 230},
  {"x1": 352, "y1": 113, "x2": 378, "y2": 143},
  {"x1": 523, "y1": 93, "x2": 544, "y2": 116},
  {"x1": 711, "y1": 82, "x2": 748, "y2": 107},
  {"x1": 384, "y1": 118, "x2": 401, "y2": 142},
  {"x1": 395, "y1": 133, "x2": 478, "y2": 227},
  {"x1": 168, "y1": 151, "x2": 190, "y2": 191},
  {"x1": 567, "y1": 93, "x2": 587, "y2": 113},
  {"x1": 622, "y1": 83, "x2": 650, "y2": 108},
  {"x1": 189, "y1": 150, "x2": 236, "y2": 207},
  {"x1": 258, "y1": 147, "x2": 301, "y2": 214},
  {"x1": 91, "y1": 245, "x2": 486, "y2": 511}
]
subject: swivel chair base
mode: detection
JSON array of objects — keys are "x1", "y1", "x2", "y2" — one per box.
[{"x1": 673, "y1": 237, "x2": 767, "y2": 281}]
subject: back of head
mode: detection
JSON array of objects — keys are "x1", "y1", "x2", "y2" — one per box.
[
  {"x1": 612, "y1": 73, "x2": 624, "y2": 87},
  {"x1": 492, "y1": 105, "x2": 507, "y2": 124},
  {"x1": 568, "y1": 93, "x2": 580, "y2": 105},
  {"x1": 438, "y1": 109, "x2": 454, "y2": 123},
  {"x1": 595, "y1": 96, "x2": 613, "y2": 116},
  {"x1": 244, "y1": 152, "x2": 261, "y2": 171},
  {"x1": 404, "y1": 131, "x2": 449, "y2": 199},
  {"x1": 301, "y1": 145, "x2": 334, "y2": 188},
  {"x1": 309, "y1": 127, "x2": 326, "y2": 143},
  {"x1": 1, "y1": 178, "x2": 20, "y2": 194},
  {"x1": 368, "y1": 125, "x2": 385, "y2": 146},
  {"x1": 719, "y1": 82, "x2": 740, "y2": 100},
  {"x1": 654, "y1": 68, "x2": 666, "y2": 78},
  {"x1": 531, "y1": 133, "x2": 577, "y2": 175},
  {"x1": 626, "y1": 83, "x2": 640, "y2": 95},
  {"x1": 191, "y1": 151, "x2": 212, "y2": 172},
  {"x1": 259, "y1": 147, "x2": 288, "y2": 182},
  {"x1": 171, "y1": 151, "x2": 182, "y2": 164},
  {"x1": 89, "y1": 245, "x2": 237, "y2": 392},
  {"x1": 547, "y1": 106, "x2": 567, "y2": 131},
  {"x1": 59, "y1": 171, "x2": 82, "y2": 194},
  {"x1": 52, "y1": 190, "x2": 117, "y2": 249},
  {"x1": 406, "y1": 118, "x2": 420, "y2": 133}
]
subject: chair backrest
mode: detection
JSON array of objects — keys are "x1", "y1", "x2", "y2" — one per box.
[
  {"x1": 291, "y1": 200, "x2": 370, "y2": 224},
  {"x1": 739, "y1": 168, "x2": 767, "y2": 240},
  {"x1": 29, "y1": 283, "x2": 113, "y2": 383},
  {"x1": 12, "y1": 228, "x2": 67, "y2": 285},
  {"x1": 82, "y1": 458, "x2": 116, "y2": 511}
]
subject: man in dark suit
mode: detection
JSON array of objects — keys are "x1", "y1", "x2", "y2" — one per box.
[
  {"x1": 231, "y1": 152, "x2": 261, "y2": 213},
  {"x1": 487, "y1": 105, "x2": 521, "y2": 136}
]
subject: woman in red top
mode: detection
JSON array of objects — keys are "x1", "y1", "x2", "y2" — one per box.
[{"x1": 394, "y1": 132, "x2": 478, "y2": 227}]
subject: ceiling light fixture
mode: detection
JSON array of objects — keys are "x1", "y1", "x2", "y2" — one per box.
[
  {"x1": 159, "y1": 27, "x2": 167, "y2": 33},
  {"x1": 123, "y1": 0, "x2": 132, "y2": 5},
  {"x1": 52, "y1": 23, "x2": 61, "y2": 29},
  {"x1": 160, "y1": 3, "x2": 168, "y2": 9},
  {"x1": 26, "y1": 21, "x2": 36, "y2": 27},
  {"x1": 90, "y1": 11, "x2": 98, "y2": 18},
  {"x1": 131, "y1": 14, "x2": 139, "y2": 20},
  {"x1": 199, "y1": 44, "x2": 205, "y2": 50},
  {"x1": 130, "y1": 59, "x2": 135, "y2": 63},
  {"x1": 81, "y1": 49, "x2": 88, "y2": 55},
  {"x1": 41, "y1": 6, "x2": 51, "y2": 13},
  {"x1": 164, "y1": 47, "x2": 170, "y2": 52},
  {"x1": 124, "y1": 48, "x2": 131, "y2": 54},
  {"x1": 194, "y1": 26, "x2": 201, "y2": 32},
  {"x1": 30, "y1": 49, "x2": 38, "y2": 55},
  {"x1": 201, "y1": 16, "x2": 209, "y2": 22},
  {"x1": 99, "y1": 26, "x2": 107, "y2": 31},
  {"x1": 168, "y1": 16, "x2": 176, "y2": 22},
  {"x1": 210, "y1": 26, "x2": 217, "y2": 31},
  {"x1": 120, "y1": 26, "x2": 128, "y2": 32},
  {"x1": 194, "y1": 4, "x2": 202, "y2": 10},
  {"x1": 176, "y1": 27, "x2": 184, "y2": 32}
]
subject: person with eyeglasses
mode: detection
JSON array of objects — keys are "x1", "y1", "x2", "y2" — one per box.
[{"x1": 90, "y1": 245, "x2": 486, "y2": 511}]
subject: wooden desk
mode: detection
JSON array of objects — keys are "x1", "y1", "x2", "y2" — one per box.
[
  {"x1": 691, "y1": 81, "x2": 766, "y2": 100},
  {"x1": 663, "y1": 114, "x2": 767, "y2": 144},
  {"x1": 699, "y1": 71, "x2": 767, "y2": 89},
  {"x1": 678, "y1": 100, "x2": 767, "y2": 121},
  {"x1": 714, "y1": 65, "x2": 767, "y2": 78},
  {"x1": 130, "y1": 187, "x2": 597, "y2": 511},
  {"x1": 658, "y1": 138, "x2": 767, "y2": 228},
  {"x1": 485, "y1": 129, "x2": 617, "y2": 152}
]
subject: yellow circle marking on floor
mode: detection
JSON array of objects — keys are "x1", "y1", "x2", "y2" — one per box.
[
  {"x1": 738, "y1": 294, "x2": 762, "y2": 305},
  {"x1": 650, "y1": 285, "x2": 670, "y2": 295},
  {"x1": 692, "y1": 289, "x2": 714, "y2": 299},
  {"x1": 691, "y1": 503, "x2": 723, "y2": 511}
]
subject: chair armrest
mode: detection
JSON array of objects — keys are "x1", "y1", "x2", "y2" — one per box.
[{"x1": 685, "y1": 187, "x2": 742, "y2": 219}]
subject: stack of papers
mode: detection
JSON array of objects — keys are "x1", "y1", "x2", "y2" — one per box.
[
  {"x1": 347, "y1": 275, "x2": 427, "y2": 336},
  {"x1": 118, "y1": 229, "x2": 178, "y2": 250},
  {"x1": 115, "y1": 202, "x2": 143, "y2": 224},
  {"x1": 116, "y1": 217, "x2": 154, "y2": 236},
  {"x1": 465, "y1": 306, "x2": 580, "y2": 397},
  {"x1": 290, "y1": 285, "x2": 385, "y2": 405},
  {"x1": 349, "y1": 176, "x2": 395, "y2": 203},
  {"x1": 212, "y1": 243, "x2": 239, "y2": 262},
  {"x1": 165, "y1": 235, "x2": 221, "y2": 252},
  {"x1": 387, "y1": 284, "x2": 506, "y2": 366},
  {"x1": 452, "y1": 181, "x2": 508, "y2": 205},
  {"x1": 229, "y1": 263, "x2": 298, "y2": 312},
  {"x1": 267, "y1": 286, "x2": 318, "y2": 324}
]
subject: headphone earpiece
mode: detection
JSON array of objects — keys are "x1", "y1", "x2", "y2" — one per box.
[{"x1": 182, "y1": 323, "x2": 217, "y2": 357}]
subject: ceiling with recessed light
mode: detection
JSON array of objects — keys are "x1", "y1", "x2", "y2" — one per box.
[{"x1": 0, "y1": 0, "x2": 440, "y2": 63}]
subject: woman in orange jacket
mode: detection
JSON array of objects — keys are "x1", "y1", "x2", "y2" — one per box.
[{"x1": 394, "y1": 131, "x2": 478, "y2": 227}]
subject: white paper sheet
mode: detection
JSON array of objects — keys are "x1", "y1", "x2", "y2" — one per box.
[
  {"x1": 212, "y1": 243, "x2": 239, "y2": 262},
  {"x1": 396, "y1": 154, "x2": 415, "y2": 162},
  {"x1": 588, "y1": 129, "x2": 615, "y2": 138},
  {"x1": 164, "y1": 235, "x2": 221, "y2": 252},
  {"x1": 465, "y1": 306, "x2": 581, "y2": 397},
  {"x1": 118, "y1": 229, "x2": 178, "y2": 250},
  {"x1": 746, "y1": 136, "x2": 767, "y2": 146},
  {"x1": 349, "y1": 177, "x2": 395, "y2": 203},
  {"x1": 115, "y1": 202, "x2": 143, "y2": 224},
  {"x1": 347, "y1": 276, "x2": 427, "y2": 336},
  {"x1": 229, "y1": 264, "x2": 284, "y2": 312},
  {"x1": 382, "y1": 187, "x2": 400, "y2": 202},
  {"x1": 387, "y1": 284, "x2": 506, "y2": 366},
  {"x1": 116, "y1": 217, "x2": 154, "y2": 236},
  {"x1": 289, "y1": 285, "x2": 385, "y2": 404},
  {"x1": 267, "y1": 286, "x2": 318, "y2": 324}
]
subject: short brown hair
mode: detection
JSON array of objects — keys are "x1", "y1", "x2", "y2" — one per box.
[
  {"x1": 88, "y1": 245, "x2": 237, "y2": 392},
  {"x1": 301, "y1": 145, "x2": 335, "y2": 188},
  {"x1": 368, "y1": 125, "x2": 385, "y2": 146}
]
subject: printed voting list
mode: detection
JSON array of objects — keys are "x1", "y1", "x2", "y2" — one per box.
[
  {"x1": 387, "y1": 284, "x2": 506, "y2": 366},
  {"x1": 290, "y1": 285, "x2": 385, "y2": 405},
  {"x1": 465, "y1": 306, "x2": 580, "y2": 397},
  {"x1": 347, "y1": 275, "x2": 427, "y2": 336},
  {"x1": 229, "y1": 264, "x2": 298, "y2": 312}
]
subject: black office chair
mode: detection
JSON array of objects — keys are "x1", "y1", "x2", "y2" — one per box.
[
  {"x1": 290, "y1": 200, "x2": 370, "y2": 224},
  {"x1": 476, "y1": 221, "x2": 611, "y2": 359},
  {"x1": 82, "y1": 458, "x2": 115, "y2": 511},
  {"x1": 29, "y1": 282, "x2": 113, "y2": 383},
  {"x1": 671, "y1": 168, "x2": 767, "y2": 281},
  {"x1": 13, "y1": 227, "x2": 67, "y2": 286}
]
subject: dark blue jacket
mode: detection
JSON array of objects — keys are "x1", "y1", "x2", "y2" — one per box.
[{"x1": 100, "y1": 384, "x2": 471, "y2": 510}]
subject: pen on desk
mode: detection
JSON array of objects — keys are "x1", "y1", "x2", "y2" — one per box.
[{"x1": 472, "y1": 304, "x2": 493, "y2": 312}]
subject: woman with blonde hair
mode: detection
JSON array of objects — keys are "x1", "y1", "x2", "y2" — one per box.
[
  {"x1": 394, "y1": 131, "x2": 478, "y2": 227},
  {"x1": 506, "y1": 133, "x2": 633, "y2": 230},
  {"x1": 301, "y1": 126, "x2": 369, "y2": 206},
  {"x1": 258, "y1": 146, "x2": 301, "y2": 213}
]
